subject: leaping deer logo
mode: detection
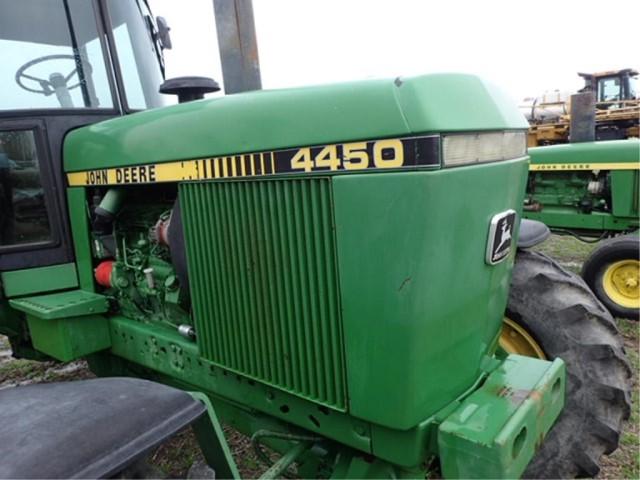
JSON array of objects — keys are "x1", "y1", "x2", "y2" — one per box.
[{"x1": 496, "y1": 220, "x2": 512, "y2": 252}]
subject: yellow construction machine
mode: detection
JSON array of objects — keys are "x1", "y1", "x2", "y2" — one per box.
[{"x1": 522, "y1": 68, "x2": 639, "y2": 147}]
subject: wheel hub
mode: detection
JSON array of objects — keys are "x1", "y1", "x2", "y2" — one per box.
[
  {"x1": 602, "y1": 259, "x2": 640, "y2": 309},
  {"x1": 499, "y1": 317, "x2": 546, "y2": 359}
]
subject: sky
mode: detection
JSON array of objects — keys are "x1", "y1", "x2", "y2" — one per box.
[{"x1": 149, "y1": 0, "x2": 639, "y2": 105}]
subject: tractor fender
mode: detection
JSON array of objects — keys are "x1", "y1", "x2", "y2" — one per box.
[{"x1": 517, "y1": 219, "x2": 550, "y2": 249}]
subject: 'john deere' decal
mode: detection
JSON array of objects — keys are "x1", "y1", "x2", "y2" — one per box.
[
  {"x1": 486, "y1": 210, "x2": 517, "y2": 265},
  {"x1": 67, "y1": 135, "x2": 440, "y2": 187},
  {"x1": 530, "y1": 162, "x2": 640, "y2": 171}
]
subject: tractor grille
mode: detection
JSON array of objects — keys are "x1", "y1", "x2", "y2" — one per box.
[{"x1": 180, "y1": 178, "x2": 346, "y2": 409}]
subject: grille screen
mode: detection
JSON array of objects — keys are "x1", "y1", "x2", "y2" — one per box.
[{"x1": 180, "y1": 178, "x2": 346, "y2": 409}]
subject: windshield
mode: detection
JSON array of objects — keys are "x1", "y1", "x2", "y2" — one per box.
[
  {"x1": 107, "y1": 0, "x2": 168, "y2": 110},
  {"x1": 0, "y1": 0, "x2": 114, "y2": 110},
  {"x1": 597, "y1": 76, "x2": 621, "y2": 102}
]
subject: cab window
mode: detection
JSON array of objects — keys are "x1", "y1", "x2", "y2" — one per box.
[
  {"x1": 598, "y1": 77, "x2": 621, "y2": 102},
  {"x1": 629, "y1": 77, "x2": 637, "y2": 99},
  {"x1": 0, "y1": 0, "x2": 113, "y2": 110},
  {"x1": 0, "y1": 131, "x2": 52, "y2": 247},
  {"x1": 108, "y1": 0, "x2": 168, "y2": 110}
]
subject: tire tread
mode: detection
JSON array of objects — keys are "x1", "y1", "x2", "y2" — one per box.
[{"x1": 509, "y1": 250, "x2": 631, "y2": 478}]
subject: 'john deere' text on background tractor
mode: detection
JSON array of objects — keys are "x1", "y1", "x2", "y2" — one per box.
[{"x1": 0, "y1": 1, "x2": 631, "y2": 478}]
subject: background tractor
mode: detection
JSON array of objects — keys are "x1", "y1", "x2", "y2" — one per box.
[
  {"x1": 523, "y1": 139, "x2": 639, "y2": 319},
  {"x1": 0, "y1": 0, "x2": 631, "y2": 478}
]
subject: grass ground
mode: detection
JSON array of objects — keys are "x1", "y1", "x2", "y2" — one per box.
[{"x1": 0, "y1": 235, "x2": 638, "y2": 478}]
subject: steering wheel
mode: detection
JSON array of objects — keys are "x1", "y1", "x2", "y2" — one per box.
[{"x1": 15, "y1": 54, "x2": 93, "y2": 95}]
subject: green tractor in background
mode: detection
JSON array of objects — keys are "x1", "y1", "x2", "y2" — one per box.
[
  {"x1": 0, "y1": 1, "x2": 632, "y2": 478},
  {"x1": 524, "y1": 137, "x2": 639, "y2": 320}
]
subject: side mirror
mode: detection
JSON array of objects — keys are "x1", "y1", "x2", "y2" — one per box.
[{"x1": 156, "y1": 16, "x2": 172, "y2": 50}]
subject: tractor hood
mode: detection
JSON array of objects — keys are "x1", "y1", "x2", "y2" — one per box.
[
  {"x1": 529, "y1": 138, "x2": 640, "y2": 168},
  {"x1": 64, "y1": 73, "x2": 527, "y2": 172}
]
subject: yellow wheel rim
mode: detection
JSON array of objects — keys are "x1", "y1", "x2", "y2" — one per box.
[
  {"x1": 499, "y1": 317, "x2": 546, "y2": 359},
  {"x1": 602, "y1": 259, "x2": 640, "y2": 309}
]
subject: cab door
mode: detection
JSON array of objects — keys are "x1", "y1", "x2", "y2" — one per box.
[
  {"x1": 0, "y1": 119, "x2": 70, "y2": 272},
  {"x1": 0, "y1": 0, "x2": 122, "y2": 276}
]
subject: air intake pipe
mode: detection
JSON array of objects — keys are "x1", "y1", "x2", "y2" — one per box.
[{"x1": 92, "y1": 188, "x2": 125, "y2": 234}]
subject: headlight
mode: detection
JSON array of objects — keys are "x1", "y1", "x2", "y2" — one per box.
[{"x1": 442, "y1": 131, "x2": 527, "y2": 167}]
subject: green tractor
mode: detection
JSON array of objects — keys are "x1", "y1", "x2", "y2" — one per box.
[
  {"x1": 524, "y1": 139, "x2": 640, "y2": 319},
  {"x1": 0, "y1": 1, "x2": 631, "y2": 478}
]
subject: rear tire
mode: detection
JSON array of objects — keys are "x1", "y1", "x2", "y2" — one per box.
[
  {"x1": 506, "y1": 250, "x2": 631, "y2": 478},
  {"x1": 582, "y1": 234, "x2": 639, "y2": 320}
]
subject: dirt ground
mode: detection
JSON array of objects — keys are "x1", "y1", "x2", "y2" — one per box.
[{"x1": 1, "y1": 235, "x2": 638, "y2": 478}]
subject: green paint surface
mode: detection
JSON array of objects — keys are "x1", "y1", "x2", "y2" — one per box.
[
  {"x1": 10, "y1": 290, "x2": 108, "y2": 319},
  {"x1": 334, "y1": 158, "x2": 528, "y2": 429},
  {"x1": 438, "y1": 355, "x2": 565, "y2": 479},
  {"x1": 24, "y1": 314, "x2": 110, "y2": 362},
  {"x1": 9, "y1": 290, "x2": 110, "y2": 362},
  {"x1": 611, "y1": 169, "x2": 639, "y2": 218},
  {"x1": 1, "y1": 263, "x2": 78, "y2": 298},
  {"x1": 529, "y1": 138, "x2": 640, "y2": 165},
  {"x1": 525, "y1": 209, "x2": 638, "y2": 231},
  {"x1": 64, "y1": 74, "x2": 528, "y2": 172},
  {"x1": 67, "y1": 188, "x2": 95, "y2": 291}
]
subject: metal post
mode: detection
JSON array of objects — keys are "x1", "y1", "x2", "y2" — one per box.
[
  {"x1": 569, "y1": 92, "x2": 596, "y2": 143},
  {"x1": 212, "y1": 0, "x2": 262, "y2": 94}
]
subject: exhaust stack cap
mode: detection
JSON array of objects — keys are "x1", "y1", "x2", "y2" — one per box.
[{"x1": 160, "y1": 76, "x2": 220, "y2": 103}]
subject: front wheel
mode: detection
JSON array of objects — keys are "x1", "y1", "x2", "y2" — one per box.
[
  {"x1": 503, "y1": 250, "x2": 631, "y2": 478},
  {"x1": 582, "y1": 234, "x2": 639, "y2": 320}
]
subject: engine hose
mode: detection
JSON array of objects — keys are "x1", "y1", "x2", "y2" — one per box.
[
  {"x1": 250, "y1": 429, "x2": 321, "y2": 478},
  {"x1": 551, "y1": 228, "x2": 610, "y2": 244},
  {"x1": 93, "y1": 188, "x2": 125, "y2": 234}
]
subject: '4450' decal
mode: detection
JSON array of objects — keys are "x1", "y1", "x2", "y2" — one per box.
[
  {"x1": 291, "y1": 138, "x2": 424, "y2": 172},
  {"x1": 67, "y1": 135, "x2": 440, "y2": 187}
]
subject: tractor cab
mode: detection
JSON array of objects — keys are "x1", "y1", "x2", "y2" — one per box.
[
  {"x1": 578, "y1": 68, "x2": 639, "y2": 108},
  {"x1": 0, "y1": 0, "x2": 169, "y2": 273}
]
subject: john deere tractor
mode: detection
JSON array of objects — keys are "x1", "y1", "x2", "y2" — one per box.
[
  {"x1": 0, "y1": 1, "x2": 631, "y2": 478},
  {"x1": 524, "y1": 139, "x2": 640, "y2": 320}
]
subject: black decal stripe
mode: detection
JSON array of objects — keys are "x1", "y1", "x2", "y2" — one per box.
[{"x1": 67, "y1": 135, "x2": 442, "y2": 186}]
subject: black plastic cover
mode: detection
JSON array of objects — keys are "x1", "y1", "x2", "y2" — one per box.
[
  {"x1": 159, "y1": 76, "x2": 220, "y2": 103},
  {"x1": 166, "y1": 198, "x2": 190, "y2": 295},
  {"x1": 517, "y1": 219, "x2": 551, "y2": 248},
  {"x1": 0, "y1": 377, "x2": 205, "y2": 479}
]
